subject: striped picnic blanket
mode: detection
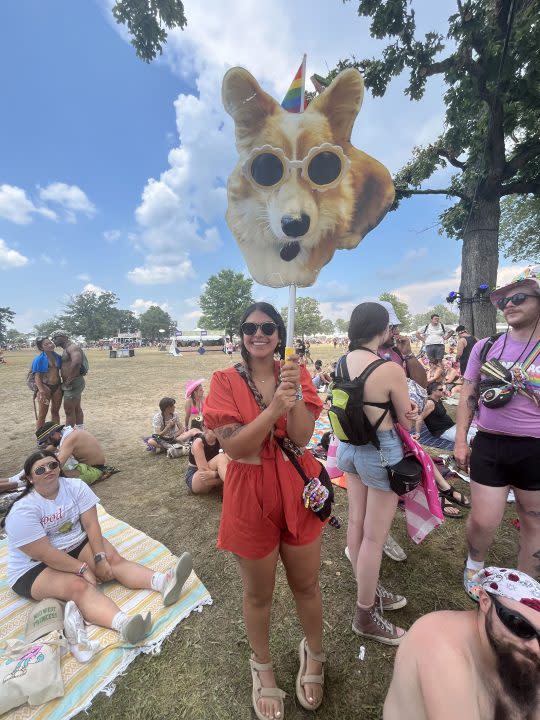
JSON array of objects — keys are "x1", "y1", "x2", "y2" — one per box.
[
  {"x1": 0, "y1": 505, "x2": 212, "y2": 720},
  {"x1": 308, "y1": 414, "x2": 348, "y2": 489}
]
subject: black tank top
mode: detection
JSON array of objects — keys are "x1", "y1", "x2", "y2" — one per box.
[
  {"x1": 459, "y1": 335, "x2": 477, "y2": 375},
  {"x1": 424, "y1": 399, "x2": 454, "y2": 437},
  {"x1": 188, "y1": 434, "x2": 221, "y2": 466}
]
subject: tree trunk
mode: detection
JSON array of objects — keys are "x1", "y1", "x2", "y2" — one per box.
[{"x1": 459, "y1": 193, "x2": 500, "y2": 339}]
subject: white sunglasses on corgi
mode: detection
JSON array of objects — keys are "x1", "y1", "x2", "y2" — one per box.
[{"x1": 242, "y1": 143, "x2": 351, "y2": 192}]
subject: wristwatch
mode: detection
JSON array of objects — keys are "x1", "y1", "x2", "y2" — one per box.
[{"x1": 94, "y1": 552, "x2": 106, "y2": 563}]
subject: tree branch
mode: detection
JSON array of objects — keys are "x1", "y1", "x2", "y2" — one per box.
[
  {"x1": 419, "y1": 57, "x2": 455, "y2": 78},
  {"x1": 500, "y1": 177, "x2": 540, "y2": 196},
  {"x1": 436, "y1": 149, "x2": 467, "y2": 170},
  {"x1": 503, "y1": 142, "x2": 540, "y2": 180},
  {"x1": 397, "y1": 187, "x2": 467, "y2": 200}
]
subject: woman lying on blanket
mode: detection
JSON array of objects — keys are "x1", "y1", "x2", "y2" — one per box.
[{"x1": 2, "y1": 451, "x2": 193, "y2": 645}]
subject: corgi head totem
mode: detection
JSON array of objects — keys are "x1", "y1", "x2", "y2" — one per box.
[{"x1": 222, "y1": 67, "x2": 395, "y2": 288}]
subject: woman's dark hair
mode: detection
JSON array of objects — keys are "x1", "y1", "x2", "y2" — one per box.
[
  {"x1": 238, "y1": 302, "x2": 286, "y2": 367},
  {"x1": 347, "y1": 302, "x2": 389, "y2": 351},
  {"x1": 1, "y1": 450, "x2": 58, "y2": 528},
  {"x1": 427, "y1": 381, "x2": 442, "y2": 395},
  {"x1": 159, "y1": 396, "x2": 175, "y2": 426},
  {"x1": 36, "y1": 337, "x2": 46, "y2": 351}
]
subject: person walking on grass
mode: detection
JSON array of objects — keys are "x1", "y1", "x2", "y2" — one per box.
[
  {"x1": 456, "y1": 268, "x2": 540, "y2": 598},
  {"x1": 3, "y1": 450, "x2": 193, "y2": 644},
  {"x1": 51, "y1": 330, "x2": 88, "y2": 429},
  {"x1": 204, "y1": 302, "x2": 326, "y2": 719},
  {"x1": 31, "y1": 337, "x2": 63, "y2": 430},
  {"x1": 337, "y1": 302, "x2": 416, "y2": 645}
]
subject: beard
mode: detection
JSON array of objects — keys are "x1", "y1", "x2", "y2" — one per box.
[{"x1": 485, "y1": 607, "x2": 540, "y2": 713}]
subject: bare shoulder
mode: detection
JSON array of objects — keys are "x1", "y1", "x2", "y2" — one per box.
[{"x1": 400, "y1": 611, "x2": 472, "y2": 659}]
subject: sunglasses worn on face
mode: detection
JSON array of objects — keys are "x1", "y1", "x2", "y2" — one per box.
[
  {"x1": 496, "y1": 293, "x2": 536, "y2": 310},
  {"x1": 490, "y1": 594, "x2": 540, "y2": 644},
  {"x1": 242, "y1": 143, "x2": 351, "y2": 192},
  {"x1": 241, "y1": 322, "x2": 278, "y2": 336},
  {"x1": 33, "y1": 460, "x2": 60, "y2": 476}
]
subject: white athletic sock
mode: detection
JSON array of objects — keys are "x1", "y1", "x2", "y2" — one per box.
[
  {"x1": 466, "y1": 556, "x2": 484, "y2": 572},
  {"x1": 111, "y1": 610, "x2": 129, "y2": 634},
  {"x1": 151, "y1": 572, "x2": 166, "y2": 593}
]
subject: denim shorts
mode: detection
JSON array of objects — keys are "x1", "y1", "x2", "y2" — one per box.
[
  {"x1": 336, "y1": 429, "x2": 404, "y2": 492},
  {"x1": 185, "y1": 465, "x2": 196, "y2": 492}
]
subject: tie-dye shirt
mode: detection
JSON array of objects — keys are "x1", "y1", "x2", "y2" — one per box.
[{"x1": 464, "y1": 334, "x2": 540, "y2": 438}]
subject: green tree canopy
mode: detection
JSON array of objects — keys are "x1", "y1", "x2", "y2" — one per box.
[
  {"x1": 378, "y1": 292, "x2": 412, "y2": 329},
  {"x1": 334, "y1": 318, "x2": 349, "y2": 334},
  {"x1": 412, "y1": 304, "x2": 459, "y2": 330},
  {"x1": 199, "y1": 270, "x2": 254, "y2": 339},
  {"x1": 0, "y1": 307, "x2": 15, "y2": 344},
  {"x1": 281, "y1": 297, "x2": 323, "y2": 337},
  {"x1": 325, "y1": 0, "x2": 539, "y2": 338},
  {"x1": 61, "y1": 290, "x2": 120, "y2": 341},
  {"x1": 34, "y1": 318, "x2": 63, "y2": 338},
  {"x1": 139, "y1": 305, "x2": 175, "y2": 341},
  {"x1": 110, "y1": 309, "x2": 140, "y2": 334},
  {"x1": 320, "y1": 318, "x2": 335, "y2": 334},
  {"x1": 499, "y1": 194, "x2": 540, "y2": 262},
  {"x1": 6, "y1": 329, "x2": 31, "y2": 343},
  {"x1": 112, "y1": 0, "x2": 187, "y2": 62}
]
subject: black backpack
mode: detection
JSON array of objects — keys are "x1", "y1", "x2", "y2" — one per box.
[
  {"x1": 328, "y1": 354, "x2": 389, "y2": 447},
  {"x1": 479, "y1": 333, "x2": 504, "y2": 364}
]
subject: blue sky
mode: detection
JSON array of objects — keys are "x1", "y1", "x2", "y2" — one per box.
[{"x1": 0, "y1": 0, "x2": 523, "y2": 332}]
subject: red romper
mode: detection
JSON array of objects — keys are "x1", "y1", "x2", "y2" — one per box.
[{"x1": 203, "y1": 362, "x2": 324, "y2": 559}]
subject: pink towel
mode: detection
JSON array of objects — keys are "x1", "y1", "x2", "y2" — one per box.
[
  {"x1": 325, "y1": 434, "x2": 343, "y2": 479},
  {"x1": 394, "y1": 424, "x2": 444, "y2": 543}
]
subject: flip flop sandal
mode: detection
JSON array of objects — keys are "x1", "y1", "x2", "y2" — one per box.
[
  {"x1": 295, "y1": 637, "x2": 326, "y2": 711},
  {"x1": 440, "y1": 486, "x2": 470, "y2": 509},
  {"x1": 439, "y1": 495, "x2": 462, "y2": 519},
  {"x1": 249, "y1": 655, "x2": 286, "y2": 720}
]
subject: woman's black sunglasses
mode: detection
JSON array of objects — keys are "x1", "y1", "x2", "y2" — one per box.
[
  {"x1": 34, "y1": 460, "x2": 60, "y2": 476},
  {"x1": 241, "y1": 322, "x2": 278, "y2": 336},
  {"x1": 490, "y1": 594, "x2": 540, "y2": 643},
  {"x1": 496, "y1": 292, "x2": 536, "y2": 310}
]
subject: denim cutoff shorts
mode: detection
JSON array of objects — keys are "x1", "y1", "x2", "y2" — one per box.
[{"x1": 336, "y1": 429, "x2": 404, "y2": 492}]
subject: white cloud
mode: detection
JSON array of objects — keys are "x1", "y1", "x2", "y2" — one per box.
[
  {"x1": 82, "y1": 282, "x2": 107, "y2": 295},
  {"x1": 130, "y1": 298, "x2": 171, "y2": 315},
  {"x1": 39, "y1": 183, "x2": 96, "y2": 222},
  {"x1": 0, "y1": 238, "x2": 29, "y2": 269},
  {"x1": 104, "y1": 229, "x2": 121, "y2": 242},
  {"x1": 0, "y1": 184, "x2": 57, "y2": 224},
  {"x1": 77, "y1": 273, "x2": 91, "y2": 281},
  {"x1": 127, "y1": 257, "x2": 194, "y2": 285}
]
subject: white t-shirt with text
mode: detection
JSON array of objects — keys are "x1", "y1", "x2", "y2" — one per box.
[
  {"x1": 424, "y1": 323, "x2": 445, "y2": 346},
  {"x1": 6, "y1": 477, "x2": 99, "y2": 586}
]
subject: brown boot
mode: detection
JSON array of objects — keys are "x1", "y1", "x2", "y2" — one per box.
[{"x1": 352, "y1": 604, "x2": 406, "y2": 646}]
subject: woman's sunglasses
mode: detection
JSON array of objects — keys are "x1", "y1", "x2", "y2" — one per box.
[
  {"x1": 33, "y1": 460, "x2": 60, "y2": 476},
  {"x1": 241, "y1": 322, "x2": 278, "y2": 336},
  {"x1": 242, "y1": 143, "x2": 351, "y2": 192},
  {"x1": 490, "y1": 594, "x2": 540, "y2": 643},
  {"x1": 496, "y1": 292, "x2": 536, "y2": 310}
]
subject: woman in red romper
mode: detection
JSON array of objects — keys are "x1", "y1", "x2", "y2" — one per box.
[{"x1": 204, "y1": 302, "x2": 326, "y2": 720}]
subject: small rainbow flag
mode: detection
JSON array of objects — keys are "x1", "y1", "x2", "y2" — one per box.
[{"x1": 281, "y1": 55, "x2": 307, "y2": 113}]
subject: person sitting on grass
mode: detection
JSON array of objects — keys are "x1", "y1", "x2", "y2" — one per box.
[
  {"x1": 36, "y1": 422, "x2": 118, "y2": 485},
  {"x1": 414, "y1": 382, "x2": 477, "y2": 444},
  {"x1": 184, "y1": 378, "x2": 204, "y2": 429},
  {"x1": 426, "y1": 358, "x2": 446, "y2": 384},
  {"x1": 311, "y1": 360, "x2": 332, "y2": 391},
  {"x1": 383, "y1": 567, "x2": 540, "y2": 720},
  {"x1": 144, "y1": 397, "x2": 199, "y2": 454},
  {"x1": 185, "y1": 428, "x2": 230, "y2": 494},
  {"x1": 444, "y1": 360, "x2": 464, "y2": 397},
  {"x1": 2, "y1": 450, "x2": 194, "y2": 644}
]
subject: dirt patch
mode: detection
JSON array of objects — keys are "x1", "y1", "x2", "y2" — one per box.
[{"x1": 0, "y1": 348, "x2": 518, "y2": 719}]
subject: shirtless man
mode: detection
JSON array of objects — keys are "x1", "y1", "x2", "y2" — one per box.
[
  {"x1": 384, "y1": 567, "x2": 540, "y2": 720},
  {"x1": 51, "y1": 329, "x2": 87, "y2": 428},
  {"x1": 35, "y1": 422, "x2": 117, "y2": 485}
]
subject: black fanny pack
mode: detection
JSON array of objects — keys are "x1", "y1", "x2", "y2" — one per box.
[{"x1": 384, "y1": 455, "x2": 422, "y2": 496}]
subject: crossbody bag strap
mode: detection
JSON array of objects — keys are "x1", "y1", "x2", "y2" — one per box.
[
  {"x1": 234, "y1": 362, "x2": 268, "y2": 411},
  {"x1": 522, "y1": 339, "x2": 540, "y2": 371}
]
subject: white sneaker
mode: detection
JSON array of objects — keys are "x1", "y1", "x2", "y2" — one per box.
[
  {"x1": 383, "y1": 535, "x2": 407, "y2": 562},
  {"x1": 507, "y1": 489, "x2": 515, "y2": 503},
  {"x1": 162, "y1": 552, "x2": 193, "y2": 606},
  {"x1": 344, "y1": 546, "x2": 351, "y2": 562},
  {"x1": 121, "y1": 612, "x2": 152, "y2": 644},
  {"x1": 64, "y1": 601, "x2": 101, "y2": 662}
]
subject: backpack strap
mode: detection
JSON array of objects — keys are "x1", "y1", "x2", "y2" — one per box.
[
  {"x1": 479, "y1": 333, "x2": 504, "y2": 364},
  {"x1": 335, "y1": 354, "x2": 350, "y2": 382}
]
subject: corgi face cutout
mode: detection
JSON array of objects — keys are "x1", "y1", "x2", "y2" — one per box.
[{"x1": 222, "y1": 67, "x2": 395, "y2": 288}]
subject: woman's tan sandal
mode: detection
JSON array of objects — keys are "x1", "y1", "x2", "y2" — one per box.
[
  {"x1": 249, "y1": 655, "x2": 286, "y2": 720},
  {"x1": 295, "y1": 637, "x2": 326, "y2": 711}
]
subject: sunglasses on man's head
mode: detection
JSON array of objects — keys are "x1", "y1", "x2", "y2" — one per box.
[
  {"x1": 33, "y1": 460, "x2": 60, "y2": 476},
  {"x1": 241, "y1": 322, "x2": 278, "y2": 336},
  {"x1": 496, "y1": 292, "x2": 536, "y2": 310},
  {"x1": 490, "y1": 594, "x2": 540, "y2": 644}
]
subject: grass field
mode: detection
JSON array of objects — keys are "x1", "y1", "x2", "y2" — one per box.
[{"x1": 0, "y1": 347, "x2": 518, "y2": 720}]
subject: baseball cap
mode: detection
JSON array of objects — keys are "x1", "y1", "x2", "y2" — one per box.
[
  {"x1": 375, "y1": 301, "x2": 400, "y2": 326},
  {"x1": 25, "y1": 599, "x2": 65, "y2": 642},
  {"x1": 490, "y1": 265, "x2": 540, "y2": 306}
]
